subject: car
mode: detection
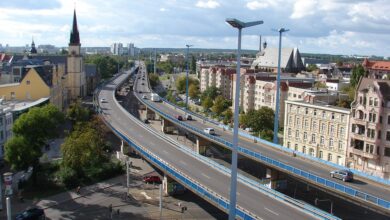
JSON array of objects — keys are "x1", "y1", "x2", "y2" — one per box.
[
  {"x1": 176, "y1": 115, "x2": 183, "y2": 121},
  {"x1": 142, "y1": 95, "x2": 147, "y2": 99},
  {"x1": 143, "y1": 119, "x2": 149, "y2": 124},
  {"x1": 100, "y1": 98, "x2": 107, "y2": 103},
  {"x1": 138, "y1": 91, "x2": 142, "y2": 93},
  {"x1": 203, "y1": 128, "x2": 215, "y2": 135},
  {"x1": 15, "y1": 208, "x2": 46, "y2": 220},
  {"x1": 186, "y1": 115, "x2": 192, "y2": 120},
  {"x1": 330, "y1": 170, "x2": 353, "y2": 182},
  {"x1": 141, "y1": 83, "x2": 145, "y2": 85},
  {"x1": 143, "y1": 175, "x2": 161, "y2": 184}
]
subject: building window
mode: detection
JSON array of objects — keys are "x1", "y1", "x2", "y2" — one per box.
[
  {"x1": 304, "y1": 119, "x2": 308, "y2": 129},
  {"x1": 369, "y1": 113, "x2": 377, "y2": 122},
  {"x1": 303, "y1": 132, "x2": 307, "y2": 140},
  {"x1": 287, "y1": 142, "x2": 290, "y2": 148},
  {"x1": 329, "y1": 125, "x2": 334, "y2": 134},
  {"x1": 320, "y1": 136, "x2": 325, "y2": 145},
  {"x1": 369, "y1": 97, "x2": 373, "y2": 106},
  {"x1": 340, "y1": 127, "x2": 345, "y2": 138},
  {"x1": 338, "y1": 141, "x2": 343, "y2": 150},
  {"x1": 385, "y1": 148, "x2": 390, "y2": 157},
  {"x1": 312, "y1": 121, "x2": 317, "y2": 131},
  {"x1": 294, "y1": 144, "x2": 298, "y2": 151},
  {"x1": 319, "y1": 151, "x2": 323, "y2": 159},
  {"x1": 331, "y1": 113, "x2": 335, "y2": 119},
  {"x1": 10, "y1": 92, "x2": 15, "y2": 99},
  {"x1": 26, "y1": 80, "x2": 30, "y2": 85},
  {"x1": 365, "y1": 144, "x2": 374, "y2": 154},
  {"x1": 314, "y1": 110, "x2": 317, "y2": 116},
  {"x1": 341, "y1": 114, "x2": 345, "y2": 122},
  {"x1": 305, "y1": 108, "x2": 308, "y2": 114},
  {"x1": 386, "y1": 131, "x2": 390, "y2": 141},
  {"x1": 302, "y1": 146, "x2": 306, "y2": 154},
  {"x1": 311, "y1": 134, "x2": 316, "y2": 143},
  {"x1": 387, "y1": 115, "x2": 390, "y2": 124},
  {"x1": 288, "y1": 128, "x2": 292, "y2": 137},
  {"x1": 329, "y1": 138, "x2": 334, "y2": 148},
  {"x1": 296, "y1": 117, "x2": 300, "y2": 127},
  {"x1": 328, "y1": 153, "x2": 333, "y2": 162},
  {"x1": 295, "y1": 130, "x2": 300, "y2": 139},
  {"x1": 322, "y1": 111, "x2": 326, "y2": 119},
  {"x1": 309, "y1": 148, "x2": 315, "y2": 157},
  {"x1": 321, "y1": 123, "x2": 326, "y2": 134},
  {"x1": 374, "y1": 98, "x2": 378, "y2": 107}
]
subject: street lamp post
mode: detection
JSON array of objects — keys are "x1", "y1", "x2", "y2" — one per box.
[
  {"x1": 226, "y1": 18, "x2": 263, "y2": 220},
  {"x1": 185, "y1": 44, "x2": 193, "y2": 110},
  {"x1": 273, "y1": 28, "x2": 289, "y2": 144}
]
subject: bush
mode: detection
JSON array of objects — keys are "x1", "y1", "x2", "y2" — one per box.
[{"x1": 57, "y1": 166, "x2": 80, "y2": 189}]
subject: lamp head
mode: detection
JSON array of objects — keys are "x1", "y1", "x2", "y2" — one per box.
[{"x1": 226, "y1": 18, "x2": 263, "y2": 29}]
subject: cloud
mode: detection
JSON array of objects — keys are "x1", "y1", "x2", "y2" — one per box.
[
  {"x1": 290, "y1": 0, "x2": 317, "y2": 19},
  {"x1": 160, "y1": 8, "x2": 167, "y2": 12},
  {"x1": 246, "y1": 0, "x2": 279, "y2": 10},
  {"x1": 0, "y1": 0, "x2": 61, "y2": 9},
  {"x1": 195, "y1": 0, "x2": 221, "y2": 9}
]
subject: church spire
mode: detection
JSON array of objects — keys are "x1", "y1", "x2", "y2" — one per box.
[{"x1": 69, "y1": 9, "x2": 80, "y2": 45}]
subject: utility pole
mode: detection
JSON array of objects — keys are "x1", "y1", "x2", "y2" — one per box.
[
  {"x1": 154, "y1": 48, "x2": 157, "y2": 75},
  {"x1": 6, "y1": 197, "x2": 11, "y2": 220},
  {"x1": 159, "y1": 184, "x2": 163, "y2": 219}
]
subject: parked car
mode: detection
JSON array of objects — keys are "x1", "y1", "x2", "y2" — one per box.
[
  {"x1": 143, "y1": 175, "x2": 162, "y2": 184},
  {"x1": 203, "y1": 128, "x2": 215, "y2": 135},
  {"x1": 141, "y1": 83, "x2": 145, "y2": 85},
  {"x1": 176, "y1": 115, "x2": 183, "y2": 121},
  {"x1": 330, "y1": 170, "x2": 353, "y2": 182},
  {"x1": 100, "y1": 98, "x2": 107, "y2": 103},
  {"x1": 16, "y1": 208, "x2": 46, "y2": 220},
  {"x1": 142, "y1": 95, "x2": 147, "y2": 99},
  {"x1": 143, "y1": 119, "x2": 149, "y2": 124},
  {"x1": 186, "y1": 115, "x2": 192, "y2": 120}
]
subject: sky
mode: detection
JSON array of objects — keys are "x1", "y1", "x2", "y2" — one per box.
[{"x1": 0, "y1": 0, "x2": 389, "y2": 57}]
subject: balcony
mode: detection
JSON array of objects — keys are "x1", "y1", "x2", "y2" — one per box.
[{"x1": 351, "y1": 148, "x2": 379, "y2": 160}]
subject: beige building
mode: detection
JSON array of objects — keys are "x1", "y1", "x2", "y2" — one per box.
[
  {"x1": 284, "y1": 100, "x2": 350, "y2": 166},
  {"x1": 348, "y1": 78, "x2": 390, "y2": 179},
  {"x1": 215, "y1": 68, "x2": 234, "y2": 99}
]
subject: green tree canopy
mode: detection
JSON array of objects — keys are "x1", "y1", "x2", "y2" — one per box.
[
  {"x1": 149, "y1": 73, "x2": 160, "y2": 87},
  {"x1": 5, "y1": 136, "x2": 39, "y2": 171},
  {"x1": 306, "y1": 64, "x2": 318, "y2": 72},
  {"x1": 85, "y1": 55, "x2": 123, "y2": 79},
  {"x1": 157, "y1": 61, "x2": 174, "y2": 74},
  {"x1": 188, "y1": 84, "x2": 200, "y2": 99},
  {"x1": 190, "y1": 55, "x2": 196, "y2": 74},
  {"x1": 351, "y1": 64, "x2": 366, "y2": 87},
  {"x1": 61, "y1": 121, "x2": 106, "y2": 174},
  {"x1": 67, "y1": 100, "x2": 90, "y2": 124},
  {"x1": 202, "y1": 97, "x2": 213, "y2": 111},
  {"x1": 314, "y1": 81, "x2": 327, "y2": 89},
  {"x1": 212, "y1": 96, "x2": 226, "y2": 115},
  {"x1": 223, "y1": 108, "x2": 233, "y2": 125},
  {"x1": 240, "y1": 107, "x2": 274, "y2": 133},
  {"x1": 201, "y1": 86, "x2": 220, "y2": 101},
  {"x1": 175, "y1": 75, "x2": 199, "y2": 93}
]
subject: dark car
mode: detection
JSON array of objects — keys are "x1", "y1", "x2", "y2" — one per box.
[
  {"x1": 143, "y1": 119, "x2": 149, "y2": 124},
  {"x1": 141, "y1": 83, "x2": 145, "y2": 85},
  {"x1": 176, "y1": 115, "x2": 183, "y2": 121},
  {"x1": 186, "y1": 115, "x2": 192, "y2": 120},
  {"x1": 143, "y1": 175, "x2": 162, "y2": 184},
  {"x1": 16, "y1": 208, "x2": 46, "y2": 220},
  {"x1": 330, "y1": 169, "x2": 353, "y2": 182}
]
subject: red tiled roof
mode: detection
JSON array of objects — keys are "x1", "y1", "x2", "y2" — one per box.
[{"x1": 362, "y1": 58, "x2": 390, "y2": 70}]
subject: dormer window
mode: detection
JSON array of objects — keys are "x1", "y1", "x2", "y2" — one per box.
[{"x1": 26, "y1": 80, "x2": 30, "y2": 85}]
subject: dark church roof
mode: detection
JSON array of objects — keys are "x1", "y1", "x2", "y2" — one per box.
[
  {"x1": 30, "y1": 39, "x2": 37, "y2": 54},
  {"x1": 69, "y1": 9, "x2": 80, "y2": 45}
]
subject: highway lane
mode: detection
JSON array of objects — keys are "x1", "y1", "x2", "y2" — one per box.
[
  {"x1": 136, "y1": 72, "x2": 390, "y2": 205},
  {"x1": 98, "y1": 70, "x2": 319, "y2": 220}
]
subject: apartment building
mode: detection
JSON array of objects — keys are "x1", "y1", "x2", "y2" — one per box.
[
  {"x1": 363, "y1": 58, "x2": 390, "y2": 79},
  {"x1": 284, "y1": 100, "x2": 350, "y2": 166},
  {"x1": 216, "y1": 68, "x2": 234, "y2": 99},
  {"x1": 348, "y1": 78, "x2": 390, "y2": 179}
]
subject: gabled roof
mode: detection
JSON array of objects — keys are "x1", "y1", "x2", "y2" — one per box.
[{"x1": 251, "y1": 47, "x2": 294, "y2": 68}]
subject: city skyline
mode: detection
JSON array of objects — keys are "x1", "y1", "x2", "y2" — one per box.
[{"x1": 0, "y1": 0, "x2": 389, "y2": 57}]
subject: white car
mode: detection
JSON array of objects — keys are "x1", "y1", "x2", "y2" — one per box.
[
  {"x1": 142, "y1": 95, "x2": 147, "y2": 99},
  {"x1": 100, "y1": 98, "x2": 108, "y2": 103},
  {"x1": 204, "y1": 128, "x2": 215, "y2": 135}
]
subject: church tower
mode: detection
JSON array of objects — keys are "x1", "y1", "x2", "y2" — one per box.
[{"x1": 67, "y1": 9, "x2": 86, "y2": 100}]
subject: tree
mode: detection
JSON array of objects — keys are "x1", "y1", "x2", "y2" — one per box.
[
  {"x1": 190, "y1": 55, "x2": 196, "y2": 74},
  {"x1": 240, "y1": 107, "x2": 274, "y2": 133},
  {"x1": 202, "y1": 97, "x2": 213, "y2": 111},
  {"x1": 212, "y1": 96, "x2": 226, "y2": 115},
  {"x1": 223, "y1": 109, "x2": 233, "y2": 125},
  {"x1": 85, "y1": 55, "x2": 120, "y2": 79},
  {"x1": 259, "y1": 129, "x2": 273, "y2": 142},
  {"x1": 306, "y1": 64, "x2": 318, "y2": 72},
  {"x1": 61, "y1": 121, "x2": 106, "y2": 174},
  {"x1": 149, "y1": 73, "x2": 160, "y2": 87},
  {"x1": 175, "y1": 75, "x2": 199, "y2": 93},
  {"x1": 314, "y1": 81, "x2": 327, "y2": 89},
  {"x1": 157, "y1": 61, "x2": 174, "y2": 74},
  {"x1": 201, "y1": 86, "x2": 220, "y2": 101},
  {"x1": 188, "y1": 84, "x2": 200, "y2": 99},
  {"x1": 351, "y1": 64, "x2": 366, "y2": 87},
  {"x1": 5, "y1": 136, "x2": 38, "y2": 171},
  {"x1": 67, "y1": 100, "x2": 90, "y2": 125}
]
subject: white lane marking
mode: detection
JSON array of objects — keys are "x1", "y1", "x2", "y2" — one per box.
[
  {"x1": 140, "y1": 192, "x2": 152, "y2": 200},
  {"x1": 179, "y1": 160, "x2": 187, "y2": 165},
  {"x1": 264, "y1": 207, "x2": 279, "y2": 216},
  {"x1": 201, "y1": 173, "x2": 211, "y2": 179}
]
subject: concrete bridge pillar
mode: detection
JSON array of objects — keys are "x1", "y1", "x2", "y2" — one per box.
[
  {"x1": 163, "y1": 174, "x2": 186, "y2": 196},
  {"x1": 162, "y1": 119, "x2": 175, "y2": 133},
  {"x1": 146, "y1": 107, "x2": 155, "y2": 120},
  {"x1": 196, "y1": 136, "x2": 210, "y2": 155},
  {"x1": 266, "y1": 168, "x2": 287, "y2": 190}
]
